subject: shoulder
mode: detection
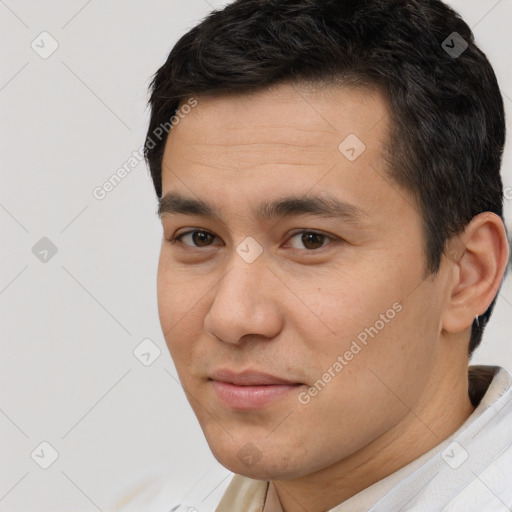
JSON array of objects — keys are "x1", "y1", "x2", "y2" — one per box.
[
  {"x1": 215, "y1": 474, "x2": 268, "y2": 512},
  {"x1": 110, "y1": 474, "x2": 169, "y2": 512},
  {"x1": 109, "y1": 465, "x2": 234, "y2": 512}
]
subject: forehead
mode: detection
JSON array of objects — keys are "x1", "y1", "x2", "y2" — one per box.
[
  {"x1": 159, "y1": 82, "x2": 408, "y2": 229},
  {"x1": 167, "y1": 82, "x2": 389, "y2": 155}
]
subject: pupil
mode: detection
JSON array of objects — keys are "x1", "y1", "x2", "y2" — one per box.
[{"x1": 303, "y1": 232, "x2": 323, "y2": 249}]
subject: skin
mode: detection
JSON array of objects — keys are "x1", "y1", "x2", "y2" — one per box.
[{"x1": 156, "y1": 82, "x2": 509, "y2": 512}]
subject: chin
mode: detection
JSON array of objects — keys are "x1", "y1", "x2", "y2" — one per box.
[
  {"x1": 215, "y1": 455, "x2": 297, "y2": 481},
  {"x1": 207, "y1": 436, "x2": 310, "y2": 481}
]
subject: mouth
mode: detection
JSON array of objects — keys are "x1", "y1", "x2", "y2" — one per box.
[{"x1": 208, "y1": 368, "x2": 304, "y2": 410}]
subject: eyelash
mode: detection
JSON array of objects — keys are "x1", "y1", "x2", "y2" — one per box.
[{"x1": 167, "y1": 229, "x2": 338, "y2": 251}]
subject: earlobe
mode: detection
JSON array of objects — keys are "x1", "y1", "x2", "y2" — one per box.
[{"x1": 442, "y1": 212, "x2": 509, "y2": 334}]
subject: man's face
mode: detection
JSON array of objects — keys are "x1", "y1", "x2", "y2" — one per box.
[{"x1": 157, "y1": 82, "x2": 451, "y2": 479}]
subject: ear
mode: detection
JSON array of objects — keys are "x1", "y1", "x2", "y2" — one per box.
[{"x1": 442, "y1": 212, "x2": 509, "y2": 334}]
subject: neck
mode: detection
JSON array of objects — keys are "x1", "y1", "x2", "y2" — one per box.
[{"x1": 273, "y1": 363, "x2": 475, "y2": 512}]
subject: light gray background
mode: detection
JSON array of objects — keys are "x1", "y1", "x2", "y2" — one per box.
[{"x1": 1, "y1": 1, "x2": 511, "y2": 511}]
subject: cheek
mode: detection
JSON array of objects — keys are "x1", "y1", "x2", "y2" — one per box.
[
  {"x1": 294, "y1": 267, "x2": 438, "y2": 401},
  {"x1": 156, "y1": 256, "x2": 216, "y2": 374},
  {"x1": 293, "y1": 270, "x2": 401, "y2": 356},
  {"x1": 156, "y1": 262, "x2": 176, "y2": 335},
  {"x1": 157, "y1": 251, "x2": 198, "y2": 328},
  {"x1": 311, "y1": 284, "x2": 439, "y2": 421}
]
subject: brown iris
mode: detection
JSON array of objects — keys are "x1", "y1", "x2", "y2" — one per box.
[
  {"x1": 300, "y1": 232, "x2": 325, "y2": 250},
  {"x1": 192, "y1": 231, "x2": 215, "y2": 247}
]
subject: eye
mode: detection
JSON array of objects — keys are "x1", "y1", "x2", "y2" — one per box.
[
  {"x1": 169, "y1": 229, "x2": 221, "y2": 248},
  {"x1": 168, "y1": 229, "x2": 338, "y2": 251},
  {"x1": 286, "y1": 230, "x2": 336, "y2": 250}
]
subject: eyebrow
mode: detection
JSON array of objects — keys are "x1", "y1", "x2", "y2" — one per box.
[{"x1": 158, "y1": 192, "x2": 367, "y2": 224}]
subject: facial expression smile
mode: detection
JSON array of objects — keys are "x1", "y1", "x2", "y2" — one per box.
[
  {"x1": 206, "y1": 368, "x2": 304, "y2": 410},
  {"x1": 156, "y1": 81, "x2": 454, "y2": 482}
]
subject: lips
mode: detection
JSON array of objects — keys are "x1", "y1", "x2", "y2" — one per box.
[
  {"x1": 209, "y1": 368, "x2": 299, "y2": 386},
  {"x1": 209, "y1": 368, "x2": 303, "y2": 409}
]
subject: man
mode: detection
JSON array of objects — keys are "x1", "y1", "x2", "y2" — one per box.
[{"x1": 114, "y1": 0, "x2": 511, "y2": 510}]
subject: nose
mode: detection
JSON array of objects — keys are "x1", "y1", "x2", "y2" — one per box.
[{"x1": 203, "y1": 259, "x2": 283, "y2": 345}]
